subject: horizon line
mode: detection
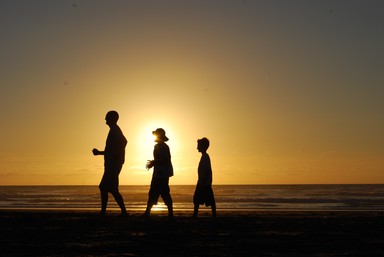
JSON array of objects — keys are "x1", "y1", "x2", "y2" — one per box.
[{"x1": 1, "y1": 183, "x2": 384, "y2": 187}]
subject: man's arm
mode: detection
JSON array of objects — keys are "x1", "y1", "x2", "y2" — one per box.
[{"x1": 92, "y1": 148, "x2": 105, "y2": 156}]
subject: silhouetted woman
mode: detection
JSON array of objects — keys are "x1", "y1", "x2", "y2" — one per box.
[{"x1": 144, "y1": 128, "x2": 174, "y2": 219}]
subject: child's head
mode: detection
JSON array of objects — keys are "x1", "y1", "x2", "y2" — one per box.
[{"x1": 197, "y1": 137, "x2": 210, "y2": 152}]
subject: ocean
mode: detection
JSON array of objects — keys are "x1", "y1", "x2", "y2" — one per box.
[{"x1": 1, "y1": 184, "x2": 384, "y2": 211}]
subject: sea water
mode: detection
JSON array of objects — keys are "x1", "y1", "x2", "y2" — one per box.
[{"x1": 1, "y1": 185, "x2": 384, "y2": 211}]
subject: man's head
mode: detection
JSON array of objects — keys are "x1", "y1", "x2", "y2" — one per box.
[{"x1": 105, "y1": 110, "x2": 119, "y2": 125}]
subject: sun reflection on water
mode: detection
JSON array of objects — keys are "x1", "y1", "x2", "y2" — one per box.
[{"x1": 151, "y1": 203, "x2": 168, "y2": 212}]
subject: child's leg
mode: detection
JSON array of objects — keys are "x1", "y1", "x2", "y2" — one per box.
[
  {"x1": 211, "y1": 202, "x2": 216, "y2": 219},
  {"x1": 193, "y1": 204, "x2": 199, "y2": 218}
]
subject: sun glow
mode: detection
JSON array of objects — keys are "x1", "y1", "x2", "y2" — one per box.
[
  {"x1": 134, "y1": 121, "x2": 179, "y2": 162},
  {"x1": 135, "y1": 127, "x2": 156, "y2": 162}
]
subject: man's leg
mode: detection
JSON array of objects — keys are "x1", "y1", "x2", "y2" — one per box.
[
  {"x1": 99, "y1": 187, "x2": 108, "y2": 215},
  {"x1": 109, "y1": 165, "x2": 126, "y2": 215},
  {"x1": 111, "y1": 190, "x2": 127, "y2": 215}
]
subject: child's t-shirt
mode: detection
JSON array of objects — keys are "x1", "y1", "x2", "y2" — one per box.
[{"x1": 198, "y1": 153, "x2": 212, "y2": 186}]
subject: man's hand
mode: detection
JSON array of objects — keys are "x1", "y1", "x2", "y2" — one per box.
[{"x1": 92, "y1": 148, "x2": 101, "y2": 156}]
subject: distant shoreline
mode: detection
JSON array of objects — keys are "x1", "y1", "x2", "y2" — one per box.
[
  {"x1": 2, "y1": 185, "x2": 384, "y2": 211},
  {"x1": 1, "y1": 183, "x2": 384, "y2": 186}
]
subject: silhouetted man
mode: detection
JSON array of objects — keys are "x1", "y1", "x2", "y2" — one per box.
[{"x1": 93, "y1": 110, "x2": 127, "y2": 216}]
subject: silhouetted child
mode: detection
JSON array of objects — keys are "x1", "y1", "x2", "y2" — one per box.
[
  {"x1": 144, "y1": 128, "x2": 174, "y2": 219},
  {"x1": 193, "y1": 137, "x2": 216, "y2": 219}
]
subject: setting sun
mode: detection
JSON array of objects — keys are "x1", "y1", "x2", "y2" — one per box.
[
  {"x1": 1, "y1": 2, "x2": 384, "y2": 256},
  {"x1": 1, "y1": 1, "x2": 384, "y2": 185},
  {"x1": 133, "y1": 121, "x2": 180, "y2": 162}
]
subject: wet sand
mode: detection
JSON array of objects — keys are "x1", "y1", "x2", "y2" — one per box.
[{"x1": 1, "y1": 209, "x2": 384, "y2": 256}]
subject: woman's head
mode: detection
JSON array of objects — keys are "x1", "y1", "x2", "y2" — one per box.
[{"x1": 152, "y1": 128, "x2": 169, "y2": 142}]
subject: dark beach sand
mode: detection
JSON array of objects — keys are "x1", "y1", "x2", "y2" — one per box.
[{"x1": 1, "y1": 210, "x2": 384, "y2": 257}]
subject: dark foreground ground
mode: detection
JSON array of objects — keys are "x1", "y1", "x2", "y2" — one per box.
[{"x1": 1, "y1": 210, "x2": 384, "y2": 257}]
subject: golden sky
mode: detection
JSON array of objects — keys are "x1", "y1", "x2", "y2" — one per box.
[{"x1": 1, "y1": 1, "x2": 383, "y2": 185}]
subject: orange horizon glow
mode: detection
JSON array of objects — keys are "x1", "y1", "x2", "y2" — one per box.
[{"x1": 1, "y1": 1, "x2": 384, "y2": 185}]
